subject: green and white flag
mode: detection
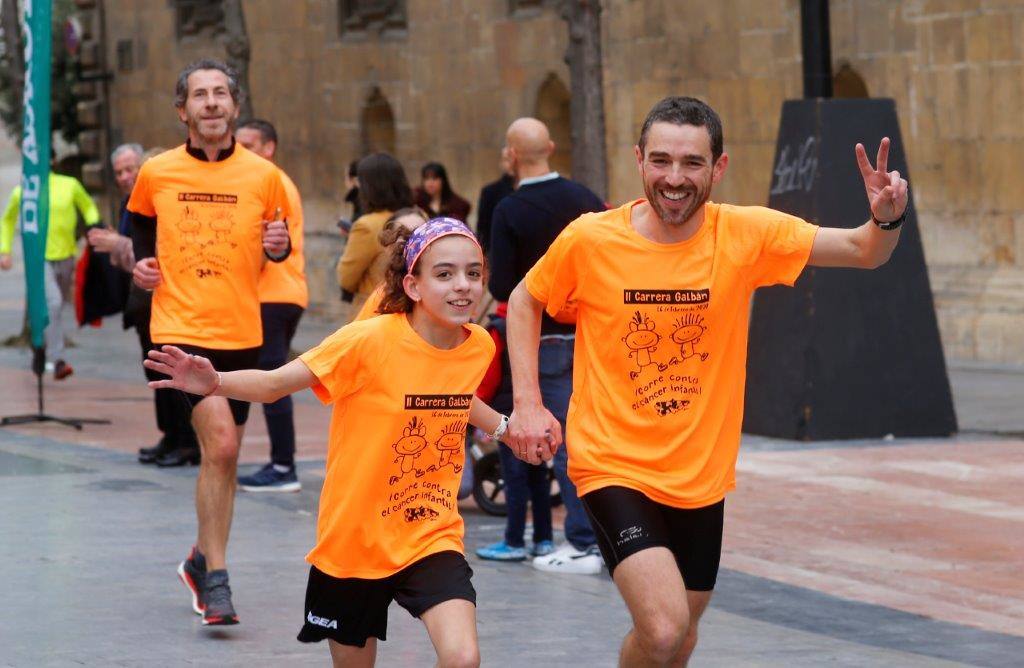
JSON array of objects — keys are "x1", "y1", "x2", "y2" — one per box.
[{"x1": 18, "y1": 0, "x2": 52, "y2": 348}]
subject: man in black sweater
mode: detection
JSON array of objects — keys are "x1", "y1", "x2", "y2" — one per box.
[{"x1": 487, "y1": 117, "x2": 606, "y2": 574}]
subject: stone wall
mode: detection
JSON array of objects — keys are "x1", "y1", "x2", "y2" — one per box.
[{"x1": 100, "y1": 0, "x2": 1024, "y2": 364}]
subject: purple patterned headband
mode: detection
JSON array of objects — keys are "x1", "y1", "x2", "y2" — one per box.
[{"x1": 403, "y1": 217, "x2": 481, "y2": 274}]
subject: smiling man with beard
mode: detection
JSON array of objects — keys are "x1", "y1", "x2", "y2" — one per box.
[
  {"x1": 128, "y1": 59, "x2": 291, "y2": 627},
  {"x1": 505, "y1": 96, "x2": 908, "y2": 666}
]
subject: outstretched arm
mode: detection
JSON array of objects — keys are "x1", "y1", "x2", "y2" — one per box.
[
  {"x1": 809, "y1": 137, "x2": 907, "y2": 269},
  {"x1": 144, "y1": 345, "x2": 316, "y2": 403}
]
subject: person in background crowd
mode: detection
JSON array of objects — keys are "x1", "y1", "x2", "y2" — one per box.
[
  {"x1": 337, "y1": 152, "x2": 413, "y2": 321},
  {"x1": 486, "y1": 117, "x2": 606, "y2": 574},
  {"x1": 88, "y1": 143, "x2": 201, "y2": 466},
  {"x1": 1, "y1": 158, "x2": 103, "y2": 380},
  {"x1": 415, "y1": 161, "x2": 471, "y2": 223},
  {"x1": 343, "y1": 159, "x2": 363, "y2": 225},
  {"x1": 475, "y1": 148, "x2": 515, "y2": 253}
]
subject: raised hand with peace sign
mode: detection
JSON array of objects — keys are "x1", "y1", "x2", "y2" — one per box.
[{"x1": 856, "y1": 136, "x2": 909, "y2": 226}]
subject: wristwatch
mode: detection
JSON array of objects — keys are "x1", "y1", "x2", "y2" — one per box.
[
  {"x1": 491, "y1": 414, "x2": 510, "y2": 441},
  {"x1": 872, "y1": 210, "x2": 906, "y2": 231}
]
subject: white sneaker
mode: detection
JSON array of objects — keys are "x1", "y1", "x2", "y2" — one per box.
[{"x1": 531, "y1": 543, "x2": 603, "y2": 575}]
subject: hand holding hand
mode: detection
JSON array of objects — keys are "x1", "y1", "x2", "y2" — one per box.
[
  {"x1": 143, "y1": 345, "x2": 220, "y2": 395},
  {"x1": 856, "y1": 137, "x2": 909, "y2": 224},
  {"x1": 506, "y1": 402, "x2": 563, "y2": 464},
  {"x1": 133, "y1": 257, "x2": 162, "y2": 290}
]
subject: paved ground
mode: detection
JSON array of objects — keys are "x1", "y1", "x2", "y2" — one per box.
[{"x1": 1, "y1": 139, "x2": 1023, "y2": 666}]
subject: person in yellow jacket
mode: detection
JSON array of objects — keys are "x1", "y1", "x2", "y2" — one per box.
[
  {"x1": 1, "y1": 171, "x2": 102, "y2": 379},
  {"x1": 336, "y1": 152, "x2": 413, "y2": 322}
]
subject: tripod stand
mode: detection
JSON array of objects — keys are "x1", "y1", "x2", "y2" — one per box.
[{"x1": 1, "y1": 346, "x2": 111, "y2": 431}]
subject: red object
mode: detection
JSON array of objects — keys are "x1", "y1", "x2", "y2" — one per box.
[
  {"x1": 73, "y1": 247, "x2": 102, "y2": 328},
  {"x1": 475, "y1": 302, "x2": 508, "y2": 402}
]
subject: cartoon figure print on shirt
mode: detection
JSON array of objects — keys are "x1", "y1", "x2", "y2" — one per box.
[
  {"x1": 622, "y1": 288, "x2": 711, "y2": 417},
  {"x1": 383, "y1": 394, "x2": 473, "y2": 524},
  {"x1": 390, "y1": 416, "x2": 429, "y2": 484},
  {"x1": 427, "y1": 421, "x2": 465, "y2": 474},
  {"x1": 170, "y1": 192, "x2": 257, "y2": 280}
]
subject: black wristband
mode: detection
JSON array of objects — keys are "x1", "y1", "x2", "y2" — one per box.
[{"x1": 872, "y1": 210, "x2": 906, "y2": 231}]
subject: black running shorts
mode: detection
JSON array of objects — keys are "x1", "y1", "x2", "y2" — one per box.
[
  {"x1": 157, "y1": 344, "x2": 260, "y2": 426},
  {"x1": 582, "y1": 486, "x2": 724, "y2": 591},
  {"x1": 296, "y1": 551, "x2": 476, "y2": 647}
]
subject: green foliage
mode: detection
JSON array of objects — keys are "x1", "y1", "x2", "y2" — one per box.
[{"x1": 0, "y1": 0, "x2": 80, "y2": 143}]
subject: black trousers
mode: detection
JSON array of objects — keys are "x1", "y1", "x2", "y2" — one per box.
[
  {"x1": 259, "y1": 302, "x2": 304, "y2": 466},
  {"x1": 135, "y1": 307, "x2": 197, "y2": 449}
]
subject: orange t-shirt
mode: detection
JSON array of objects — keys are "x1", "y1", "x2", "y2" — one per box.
[
  {"x1": 525, "y1": 200, "x2": 818, "y2": 508},
  {"x1": 354, "y1": 283, "x2": 385, "y2": 321},
  {"x1": 127, "y1": 144, "x2": 290, "y2": 349},
  {"x1": 299, "y1": 313, "x2": 494, "y2": 579},
  {"x1": 258, "y1": 169, "x2": 308, "y2": 308}
]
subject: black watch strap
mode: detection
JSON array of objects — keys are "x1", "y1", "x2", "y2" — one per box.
[{"x1": 872, "y1": 210, "x2": 906, "y2": 231}]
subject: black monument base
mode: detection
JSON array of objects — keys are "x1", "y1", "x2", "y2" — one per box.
[{"x1": 744, "y1": 98, "x2": 957, "y2": 440}]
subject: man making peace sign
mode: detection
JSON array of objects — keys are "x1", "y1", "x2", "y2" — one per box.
[{"x1": 505, "y1": 96, "x2": 907, "y2": 666}]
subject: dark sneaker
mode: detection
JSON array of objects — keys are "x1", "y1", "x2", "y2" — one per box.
[
  {"x1": 53, "y1": 360, "x2": 73, "y2": 381},
  {"x1": 202, "y1": 570, "x2": 239, "y2": 626},
  {"x1": 177, "y1": 546, "x2": 207, "y2": 615},
  {"x1": 238, "y1": 463, "x2": 301, "y2": 493},
  {"x1": 139, "y1": 437, "x2": 175, "y2": 464}
]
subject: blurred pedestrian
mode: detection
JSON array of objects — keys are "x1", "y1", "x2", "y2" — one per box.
[
  {"x1": 337, "y1": 152, "x2": 413, "y2": 321},
  {"x1": 415, "y1": 162, "x2": 471, "y2": 222},
  {"x1": 475, "y1": 148, "x2": 515, "y2": 253}
]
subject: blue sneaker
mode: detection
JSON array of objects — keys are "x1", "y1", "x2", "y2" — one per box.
[
  {"x1": 238, "y1": 463, "x2": 301, "y2": 493},
  {"x1": 531, "y1": 540, "x2": 555, "y2": 557},
  {"x1": 475, "y1": 541, "x2": 528, "y2": 561}
]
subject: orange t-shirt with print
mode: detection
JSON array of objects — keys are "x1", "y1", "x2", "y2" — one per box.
[
  {"x1": 258, "y1": 169, "x2": 308, "y2": 308},
  {"x1": 525, "y1": 200, "x2": 818, "y2": 509},
  {"x1": 299, "y1": 313, "x2": 494, "y2": 579},
  {"x1": 127, "y1": 144, "x2": 290, "y2": 349}
]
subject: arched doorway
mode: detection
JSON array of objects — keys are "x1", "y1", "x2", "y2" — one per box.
[
  {"x1": 360, "y1": 86, "x2": 397, "y2": 156},
  {"x1": 534, "y1": 73, "x2": 572, "y2": 177}
]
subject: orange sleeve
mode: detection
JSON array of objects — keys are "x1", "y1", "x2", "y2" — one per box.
[
  {"x1": 298, "y1": 324, "x2": 375, "y2": 404},
  {"x1": 523, "y1": 221, "x2": 583, "y2": 320},
  {"x1": 744, "y1": 209, "x2": 819, "y2": 288},
  {"x1": 126, "y1": 163, "x2": 156, "y2": 216}
]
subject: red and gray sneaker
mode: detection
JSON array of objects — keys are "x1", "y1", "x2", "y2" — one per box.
[
  {"x1": 176, "y1": 546, "x2": 206, "y2": 615},
  {"x1": 201, "y1": 570, "x2": 239, "y2": 625}
]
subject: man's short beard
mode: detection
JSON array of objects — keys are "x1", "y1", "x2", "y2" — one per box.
[{"x1": 645, "y1": 183, "x2": 711, "y2": 227}]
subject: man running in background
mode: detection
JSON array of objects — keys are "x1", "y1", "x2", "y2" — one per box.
[
  {"x1": 234, "y1": 118, "x2": 307, "y2": 492},
  {"x1": 1, "y1": 162, "x2": 102, "y2": 379},
  {"x1": 129, "y1": 59, "x2": 291, "y2": 626}
]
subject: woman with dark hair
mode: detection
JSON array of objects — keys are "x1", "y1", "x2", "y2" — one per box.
[
  {"x1": 337, "y1": 152, "x2": 414, "y2": 320},
  {"x1": 415, "y1": 162, "x2": 472, "y2": 223}
]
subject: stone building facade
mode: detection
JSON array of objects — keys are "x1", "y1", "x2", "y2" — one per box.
[{"x1": 97, "y1": 0, "x2": 1024, "y2": 365}]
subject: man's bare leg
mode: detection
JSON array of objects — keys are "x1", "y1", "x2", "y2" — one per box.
[
  {"x1": 420, "y1": 598, "x2": 480, "y2": 667},
  {"x1": 670, "y1": 590, "x2": 712, "y2": 667},
  {"x1": 614, "y1": 547, "x2": 694, "y2": 667},
  {"x1": 191, "y1": 396, "x2": 241, "y2": 570},
  {"x1": 328, "y1": 638, "x2": 377, "y2": 667}
]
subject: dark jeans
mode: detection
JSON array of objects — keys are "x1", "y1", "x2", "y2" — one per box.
[
  {"x1": 497, "y1": 438, "x2": 553, "y2": 547},
  {"x1": 136, "y1": 310, "x2": 197, "y2": 449},
  {"x1": 538, "y1": 336, "x2": 596, "y2": 550},
  {"x1": 259, "y1": 303, "x2": 304, "y2": 467}
]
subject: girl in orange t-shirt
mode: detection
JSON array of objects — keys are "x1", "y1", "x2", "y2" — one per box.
[{"x1": 146, "y1": 218, "x2": 544, "y2": 666}]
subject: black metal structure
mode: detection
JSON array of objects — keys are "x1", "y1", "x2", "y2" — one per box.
[
  {"x1": 1, "y1": 346, "x2": 111, "y2": 431},
  {"x1": 800, "y1": 0, "x2": 833, "y2": 98}
]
